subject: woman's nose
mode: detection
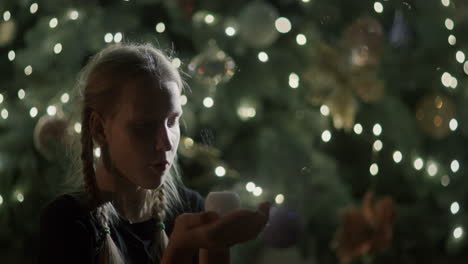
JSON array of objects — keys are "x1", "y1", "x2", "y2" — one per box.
[{"x1": 155, "y1": 125, "x2": 172, "y2": 151}]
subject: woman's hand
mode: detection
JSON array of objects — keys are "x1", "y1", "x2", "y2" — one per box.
[{"x1": 169, "y1": 201, "x2": 270, "y2": 250}]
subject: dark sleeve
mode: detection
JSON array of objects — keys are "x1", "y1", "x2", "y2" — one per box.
[{"x1": 38, "y1": 195, "x2": 96, "y2": 264}]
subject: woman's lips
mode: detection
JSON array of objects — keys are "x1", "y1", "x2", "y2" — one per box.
[{"x1": 149, "y1": 162, "x2": 169, "y2": 173}]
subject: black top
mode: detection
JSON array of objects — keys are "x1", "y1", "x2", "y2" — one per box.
[{"x1": 38, "y1": 187, "x2": 204, "y2": 264}]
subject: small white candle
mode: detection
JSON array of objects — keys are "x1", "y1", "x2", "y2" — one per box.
[{"x1": 205, "y1": 191, "x2": 241, "y2": 216}]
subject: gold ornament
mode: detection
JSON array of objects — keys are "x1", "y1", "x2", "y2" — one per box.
[{"x1": 415, "y1": 93, "x2": 455, "y2": 139}]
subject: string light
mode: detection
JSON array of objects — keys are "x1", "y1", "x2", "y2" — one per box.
[
  {"x1": 441, "y1": 0, "x2": 450, "y2": 7},
  {"x1": 456, "y1": 51, "x2": 465, "y2": 63},
  {"x1": 94, "y1": 147, "x2": 101, "y2": 158},
  {"x1": 289, "y1": 73, "x2": 299, "y2": 88},
  {"x1": 374, "y1": 2, "x2": 384, "y2": 13},
  {"x1": 8, "y1": 50, "x2": 15, "y2": 61},
  {"x1": 370, "y1": 163, "x2": 379, "y2": 176},
  {"x1": 449, "y1": 119, "x2": 458, "y2": 131},
  {"x1": 18, "y1": 89, "x2": 25, "y2": 100},
  {"x1": 246, "y1": 182, "x2": 255, "y2": 192},
  {"x1": 450, "y1": 160, "x2": 459, "y2": 173},
  {"x1": 427, "y1": 161, "x2": 438, "y2": 177},
  {"x1": 237, "y1": 105, "x2": 256, "y2": 120},
  {"x1": 464, "y1": 61, "x2": 468, "y2": 75},
  {"x1": 204, "y1": 14, "x2": 215, "y2": 24},
  {"x1": 74, "y1": 122, "x2": 82, "y2": 133},
  {"x1": 181, "y1": 95, "x2": 187, "y2": 105},
  {"x1": 155, "y1": 22, "x2": 166, "y2": 33},
  {"x1": 451, "y1": 202, "x2": 460, "y2": 214},
  {"x1": 0, "y1": 195, "x2": 3, "y2": 205},
  {"x1": 441, "y1": 72, "x2": 452, "y2": 87},
  {"x1": 441, "y1": 175, "x2": 450, "y2": 187},
  {"x1": 275, "y1": 194, "x2": 285, "y2": 204},
  {"x1": 373, "y1": 140, "x2": 383, "y2": 152},
  {"x1": 253, "y1": 186, "x2": 263, "y2": 196},
  {"x1": 225, "y1": 27, "x2": 236, "y2": 36},
  {"x1": 448, "y1": 35, "x2": 456, "y2": 45},
  {"x1": 373, "y1": 123, "x2": 382, "y2": 136},
  {"x1": 302, "y1": 0, "x2": 310, "y2": 2},
  {"x1": 453, "y1": 226, "x2": 463, "y2": 239},
  {"x1": 0, "y1": 94, "x2": 3, "y2": 104},
  {"x1": 321, "y1": 130, "x2": 331, "y2": 142},
  {"x1": 53, "y1": 43, "x2": 62, "y2": 54},
  {"x1": 413, "y1": 158, "x2": 424, "y2": 170},
  {"x1": 47, "y1": 105, "x2": 57, "y2": 116},
  {"x1": 3, "y1": 11, "x2": 11, "y2": 21},
  {"x1": 450, "y1": 77, "x2": 458, "y2": 89},
  {"x1": 258, "y1": 52, "x2": 269, "y2": 62},
  {"x1": 16, "y1": 192, "x2": 24, "y2": 202},
  {"x1": 29, "y1": 107, "x2": 38, "y2": 118},
  {"x1": 114, "y1": 32, "x2": 123, "y2": 43},
  {"x1": 69, "y1": 10, "x2": 79, "y2": 20},
  {"x1": 203, "y1": 97, "x2": 214, "y2": 108},
  {"x1": 61, "y1": 93, "x2": 70, "y2": 103},
  {"x1": 183, "y1": 137, "x2": 194, "y2": 148},
  {"x1": 1, "y1": 109, "x2": 8, "y2": 119},
  {"x1": 320, "y1": 105, "x2": 330, "y2": 116},
  {"x1": 215, "y1": 166, "x2": 226, "y2": 177},
  {"x1": 104, "y1": 33, "x2": 113, "y2": 43},
  {"x1": 49, "y1": 18, "x2": 58, "y2": 28},
  {"x1": 24, "y1": 65, "x2": 33, "y2": 76},
  {"x1": 445, "y1": 18, "x2": 454, "y2": 30},
  {"x1": 275, "y1": 17, "x2": 292, "y2": 33},
  {"x1": 30, "y1": 3, "x2": 39, "y2": 14},
  {"x1": 172, "y1": 58, "x2": 181, "y2": 68},
  {"x1": 393, "y1": 151, "x2": 403, "y2": 163},
  {"x1": 353, "y1": 123, "x2": 363, "y2": 134},
  {"x1": 296, "y1": 34, "x2": 307, "y2": 45}
]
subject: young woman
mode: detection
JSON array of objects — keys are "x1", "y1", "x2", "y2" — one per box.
[{"x1": 38, "y1": 43, "x2": 270, "y2": 264}]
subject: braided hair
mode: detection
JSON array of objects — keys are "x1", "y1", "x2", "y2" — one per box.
[{"x1": 77, "y1": 43, "x2": 185, "y2": 263}]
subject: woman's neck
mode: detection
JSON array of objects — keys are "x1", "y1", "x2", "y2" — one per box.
[{"x1": 95, "y1": 159, "x2": 155, "y2": 223}]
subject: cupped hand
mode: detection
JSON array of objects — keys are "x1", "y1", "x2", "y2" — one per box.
[{"x1": 168, "y1": 201, "x2": 271, "y2": 250}]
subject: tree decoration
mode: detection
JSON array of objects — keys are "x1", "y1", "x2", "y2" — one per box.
[{"x1": 415, "y1": 93, "x2": 455, "y2": 139}]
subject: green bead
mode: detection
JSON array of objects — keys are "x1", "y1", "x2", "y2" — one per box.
[
  {"x1": 157, "y1": 222, "x2": 165, "y2": 230},
  {"x1": 103, "y1": 227, "x2": 110, "y2": 234}
]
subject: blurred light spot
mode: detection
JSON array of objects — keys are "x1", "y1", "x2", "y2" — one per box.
[
  {"x1": 448, "y1": 35, "x2": 456, "y2": 45},
  {"x1": 441, "y1": 175, "x2": 450, "y2": 187},
  {"x1": 275, "y1": 17, "x2": 292, "y2": 33},
  {"x1": 204, "y1": 14, "x2": 215, "y2": 24},
  {"x1": 258, "y1": 52, "x2": 269, "y2": 62},
  {"x1": 427, "y1": 162, "x2": 438, "y2": 176},
  {"x1": 47, "y1": 105, "x2": 57, "y2": 116},
  {"x1": 225, "y1": 27, "x2": 236, "y2": 36},
  {"x1": 414, "y1": 158, "x2": 424, "y2": 170},
  {"x1": 203, "y1": 97, "x2": 214, "y2": 108},
  {"x1": 321, "y1": 130, "x2": 331, "y2": 142},
  {"x1": 374, "y1": 2, "x2": 384, "y2": 13},
  {"x1": 18, "y1": 89, "x2": 25, "y2": 100},
  {"x1": 215, "y1": 166, "x2": 226, "y2": 177},
  {"x1": 253, "y1": 186, "x2": 263, "y2": 196},
  {"x1": 373, "y1": 123, "x2": 382, "y2": 136},
  {"x1": 24, "y1": 65, "x2": 33, "y2": 76},
  {"x1": 456, "y1": 51, "x2": 465, "y2": 63},
  {"x1": 69, "y1": 10, "x2": 79, "y2": 20},
  {"x1": 289, "y1": 73, "x2": 299, "y2": 88},
  {"x1": 373, "y1": 140, "x2": 383, "y2": 152},
  {"x1": 450, "y1": 119, "x2": 458, "y2": 131},
  {"x1": 172, "y1": 58, "x2": 181, "y2": 68},
  {"x1": 320, "y1": 105, "x2": 330, "y2": 116},
  {"x1": 296, "y1": 34, "x2": 307, "y2": 45},
  {"x1": 393, "y1": 151, "x2": 403, "y2": 163},
  {"x1": 49, "y1": 18, "x2": 58, "y2": 28},
  {"x1": 1, "y1": 109, "x2": 8, "y2": 119},
  {"x1": 3, "y1": 11, "x2": 11, "y2": 21},
  {"x1": 74, "y1": 122, "x2": 82, "y2": 134},
  {"x1": 156, "y1": 22, "x2": 165, "y2": 33},
  {"x1": 30, "y1": 107, "x2": 38, "y2": 118},
  {"x1": 454, "y1": 226, "x2": 463, "y2": 239},
  {"x1": 451, "y1": 160, "x2": 459, "y2": 173},
  {"x1": 8, "y1": 50, "x2": 15, "y2": 61},
  {"x1": 246, "y1": 182, "x2": 255, "y2": 192},
  {"x1": 354, "y1": 123, "x2": 363, "y2": 134},
  {"x1": 61, "y1": 93, "x2": 70, "y2": 103},
  {"x1": 370, "y1": 163, "x2": 379, "y2": 176},
  {"x1": 114, "y1": 32, "x2": 123, "y2": 43},
  {"x1": 30, "y1": 3, "x2": 39, "y2": 14},
  {"x1": 104, "y1": 33, "x2": 113, "y2": 43},
  {"x1": 275, "y1": 194, "x2": 285, "y2": 204},
  {"x1": 451, "y1": 202, "x2": 460, "y2": 214},
  {"x1": 54, "y1": 43, "x2": 62, "y2": 54},
  {"x1": 181, "y1": 95, "x2": 187, "y2": 105}
]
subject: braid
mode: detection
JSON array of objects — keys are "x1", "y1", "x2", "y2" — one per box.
[
  {"x1": 81, "y1": 106, "x2": 124, "y2": 264},
  {"x1": 152, "y1": 186, "x2": 169, "y2": 261}
]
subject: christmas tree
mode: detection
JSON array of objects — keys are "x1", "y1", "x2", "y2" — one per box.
[{"x1": 1, "y1": 0, "x2": 468, "y2": 263}]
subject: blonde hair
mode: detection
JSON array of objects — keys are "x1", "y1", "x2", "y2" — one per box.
[{"x1": 77, "y1": 43, "x2": 186, "y2": 263}]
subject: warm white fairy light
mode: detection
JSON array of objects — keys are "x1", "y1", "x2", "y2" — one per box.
[
  {"x1": 69, "y1": 10, "x2": 79, "y2": 20},
  {"x1": 16, "y1": 192, "x2": 24, "y2": 202},
  {"x1": 441, "y1": 175, "x2": 450, "y2": 187},
  {"x1": 441, "y1": 72, "x2": 452, "y2": 87},
  {"x1": 374, "y1": 2, "x2": 384, "y2": 13},
  {"x1": 61, "y1": 93, "x2": 70, "y2": 103},
  {"x1": 30, "y1": 3, "x2": 39, "y2": 14},
  {"x1": 8, "y1": 50, "x2": 15, "y2": 61},
  {"x1": 49, "y1": 18, "x2": 58, "y2": 28},
  {"x1": 464, "y1": 61, "x2": 468, "y2": 75},
  {"x1": 302, "y1": 0, "x2": 310, "y2": 2},
  {"x1": 0, "y1": 94, "x2": 3, "y2": 104},
  {"x1": 246, "y1": 182, "x2": 255, "y2": 192},
  {"x1": 253, "y1": 186, "x2": 263, "y2": 196},
  {"x1": 449, "y1": 35, "x2": 456, "y2": 45},
  {"x1": 456, "y1": 51, "x2": 465, "y2": 63},
  {"x1": 450, "y1": 119, "x2": 458, "y2": 131},
  {"x1": 354, "y1": 123, "x2": 363, "y2": 135},
  {"x1": 445, "y1": 18, "x2": 454, "y2": 30},
  {"x1": 373, "y1": 123, "x2": 382, "y2": 136},
  {"x1": 441, "y1": 0, "x2": 450, "y2": 7},
  {"x1": 370, "y1": 163, "x2": 379, "y2": 176},
  {"x1": 94, "y1": 147, "x2": 101, "y2": 158},
  {"x1": 289, "y1": 73, "x2": 299, "y2": 88},
  {"x1": 114, "y1": 32, "x2": 123, "y2": 43},
  {"x1": 0, "y1": 195, "x2": 3, "y2": 205},
  {"x1": 29, "y1": 107, "x2": 38, "y2": 118},
  {"x1": 203, "y1": 97, "x2": 214, "y2": 108},
  {"x1": 3, "y1": 11, "x2": 11, "y2": 21},
  {"x1": 320, "y1": 105, "x2": 330, "y2": 116},
  {"x1": 1, "y1": 109, "x2": 8, "y2": 119},
  {"x1": 427, "y1": 162, "x2": 438, "y2": 177},
  {"x1": 414, "y1": 158, "x2": 424, "y2": 170},
  {"x1": 155, "y1": 22, "x2": 166, "y2": 33},
  {"x1": 373, "y1": 140, "x2": 383, "y2": 152},
  {"x1": 451, "y1": 160, "x2": 460, "y2": 173},
  {"x1": 215, "y1": 166, "x2": 226, "y2": 177},
  {"x1": 275, "y1": 194, "x2": 285, "y2": 204},
  {"x1": 171, "y1": 58, "x2": 181, "y2": 68},
  {"x1": 47, "y1": 105, "x2": 57, "y2": 116},
  {"x1": 237, "y1": 105, "x2": 256, "y2": 120},
  {"x1": 451, "y1": 202, "x2": 460, "y2": 215},
  {"x1": 225, "y1": 27, "x2": 236, "y2": 36},
  {"x1": 53, "y1": 43, "x2": 62, "y2": 54},
  {"x1": 450, "y1": 77, "x2": 458, "y2": 89},
  {"x1": 204, "y1": 14, "x2": 215, "y2": 24},
  {"x1": 181, "y1": 95, "x2": 187, "y2": 105},
  {"x1": 275, "y1": 17, "x2": 292, "y2": 33},
  {"x1": 393, "y1": 151, "x2": 403, "y2": 163},
  {"x1": 74, "y1": 122, "x2": 82, "y2": 133},
  {"x1": 24, "y1": 65, "x2": 33, "y2": 76},
  {"x1": 18, "y1": 89, "x2": 25, "y2": 100},
  {"x1": 258, "y1": 52, "x2": 269, "y2": 62},
  {"x1": 321, "y1": 130, "x2": 331, "y2": 142},
  {"x1": 104, "y1": 33, "x2": 113, "y2": 43},
  {"x1": 296, "y1": 34, "x2": 307, "y2": 45},
  {"x1": 183, "y1": 137, "x2": 194, "y2": 148},
  {"x1": 453, "y1": 226, "x2": 463, "y2": 239}
]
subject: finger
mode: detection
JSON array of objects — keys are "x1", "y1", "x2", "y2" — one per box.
[{"x1": 178, "y1": 211, "x2": 220, "y2": 229}]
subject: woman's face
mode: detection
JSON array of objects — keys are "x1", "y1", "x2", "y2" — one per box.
[{"x1": 102, "y1": 78, "x2": 182, "y2": 189}]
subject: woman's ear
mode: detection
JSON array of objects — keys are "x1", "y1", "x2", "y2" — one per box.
[{"x1": 89, "y1": 111, "x2": 107, "y2": 147}]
